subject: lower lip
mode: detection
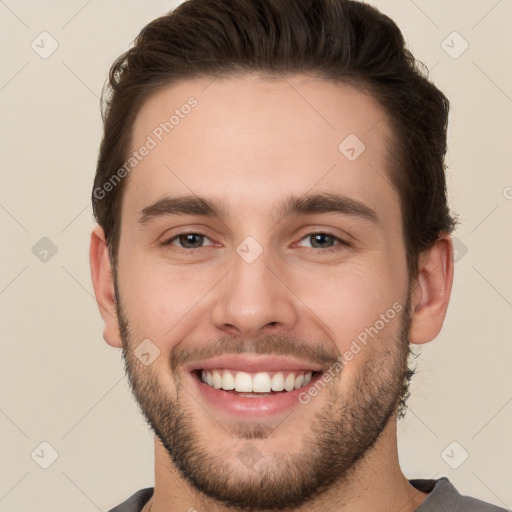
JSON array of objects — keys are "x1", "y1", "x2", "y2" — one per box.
[{"x1": 189, "y1": 372, "x2": 322, "y2": 418}]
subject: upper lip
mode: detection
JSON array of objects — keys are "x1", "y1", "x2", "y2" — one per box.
[{"x1": 186, "y1": 355, "x2": 325, "y2": 374}]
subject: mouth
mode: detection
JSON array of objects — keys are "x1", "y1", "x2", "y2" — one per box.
[
  {"x1": 194, "y1": 369, "x2": 320, "y2": 396},
  {"x1": 185, "y1": 355, "x2": 328, "y2": 417}
]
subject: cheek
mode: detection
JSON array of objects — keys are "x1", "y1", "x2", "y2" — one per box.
[
  {"x1": 119, "y1": 257, "x2": 218, "y2": 337},
  {"x1": 296, "y1": 261, "x2": 406, "y2": 350}
]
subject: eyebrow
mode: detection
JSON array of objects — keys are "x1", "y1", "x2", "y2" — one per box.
[{"x1": 138, "y1": 192, "x2": 379, "y2": 225}]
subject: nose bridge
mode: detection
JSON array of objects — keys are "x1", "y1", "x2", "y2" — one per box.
[{"x1": 210, "y1": 237, "x2": 299, "y2": 336}]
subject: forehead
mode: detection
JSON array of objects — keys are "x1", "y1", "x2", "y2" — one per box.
[{"x1": 125, "y1": 74, "x2": 399, "y2": 225}]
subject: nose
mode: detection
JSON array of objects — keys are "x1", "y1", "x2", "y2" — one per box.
[{"x1": 210, "y1": 244, "x2": 300, "y2": 338}]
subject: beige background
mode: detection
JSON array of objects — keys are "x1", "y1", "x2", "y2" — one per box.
[{"x1": 0, "y1": 0, "x2": 511, "y2": 510}]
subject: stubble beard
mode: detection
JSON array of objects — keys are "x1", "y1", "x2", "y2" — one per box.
[{"x1": 117, "y1": 290, "x2": 415, "y2": 511}]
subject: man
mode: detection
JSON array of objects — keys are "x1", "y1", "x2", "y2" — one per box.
[{"x1": 89, "y1": 0, "x2": 508, "y2": 511}]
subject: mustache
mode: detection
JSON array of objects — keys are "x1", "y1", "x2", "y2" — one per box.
[{"x1": 169, "y1": 333, "x2": 341, "y2": 372}]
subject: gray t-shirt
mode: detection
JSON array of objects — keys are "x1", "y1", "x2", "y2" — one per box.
[{"x1": 108, "y1": 477, "x2": 510, "y2": 511}]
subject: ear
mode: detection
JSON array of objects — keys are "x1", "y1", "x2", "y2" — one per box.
[
  {"x1": 409, "y1": 234, "x2": 454, "y2": 345},
  {"x1": 89, "y1": 225, "x2": 123, "y2": 348}
]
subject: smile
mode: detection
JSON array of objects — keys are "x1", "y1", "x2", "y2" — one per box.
[
  {"x1": 186, "y1": 355, "x2": 327, "y2": 416},
  {"x1": 198, "y1": 369, "x2": 315, "y2": 394}
]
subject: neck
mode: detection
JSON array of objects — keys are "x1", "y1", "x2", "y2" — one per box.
[{"x1": 146, "y1": 416, "x2": 429, "y2": 512}]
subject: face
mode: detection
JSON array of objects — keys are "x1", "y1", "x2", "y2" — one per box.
[{"x1": 115, "y1": 74, "x2": 413, "y2": 509}]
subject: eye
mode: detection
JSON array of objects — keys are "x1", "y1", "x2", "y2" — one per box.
[
  {"x1": 296, "y1": 232, "x2": 349, "y2": 251},
  {"x1": 163, "y1": 232, "x2": 214, "y2": 249},
  {"x1": 161, "y1": 231, "x2": 349, "y2": 252}
]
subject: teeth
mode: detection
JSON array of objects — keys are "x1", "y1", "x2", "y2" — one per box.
[
  {"x1": 212, "y1": 370, "x2": 222, "y2": 389},
  {"x1": 234, "y1": 371, "x2": 253, "y2": 392},
  {"x1": 200, "y1": 369, "x2": 314, "y2": 393},
  {"x1": 253, "y1": 372, "x2": 272, "y2": 393},
  {"x1": 284, "y1": 373, "x2": 295, "y2": 392},
  {"x1": 271, "y1": 372, "x2": 285, "y2": 391},
  {"x1": 222, "y1": 370, "x2": 235, "y2": 390}
]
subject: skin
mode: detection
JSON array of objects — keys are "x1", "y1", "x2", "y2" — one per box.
[{"x1": 90, "y1": 74, "x2": 454, "y2": 512}]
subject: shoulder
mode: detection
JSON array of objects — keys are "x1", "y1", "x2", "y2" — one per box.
[
  {"x1": 410, "y1": 477, "x2": 510, "y2": 512},
  {"x1": 107, "y1": 487, "x2": 154, "y2": 512}
]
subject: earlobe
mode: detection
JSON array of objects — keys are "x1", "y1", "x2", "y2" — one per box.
[
  {"x1": 89, "y1": 225, "x2": 123, "y2": 348},
  {"x1": 409, "y1": 234, "x2": 454, "y2": 345}
]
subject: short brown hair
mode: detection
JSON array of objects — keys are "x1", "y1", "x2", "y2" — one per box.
[{"x1": 92, "y1": 0, "x2": 457, "y2": 278}]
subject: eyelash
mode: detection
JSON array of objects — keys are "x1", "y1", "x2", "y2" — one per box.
[{"x1": 161, "y1": 231, "x2": 350, "y2": 253}]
